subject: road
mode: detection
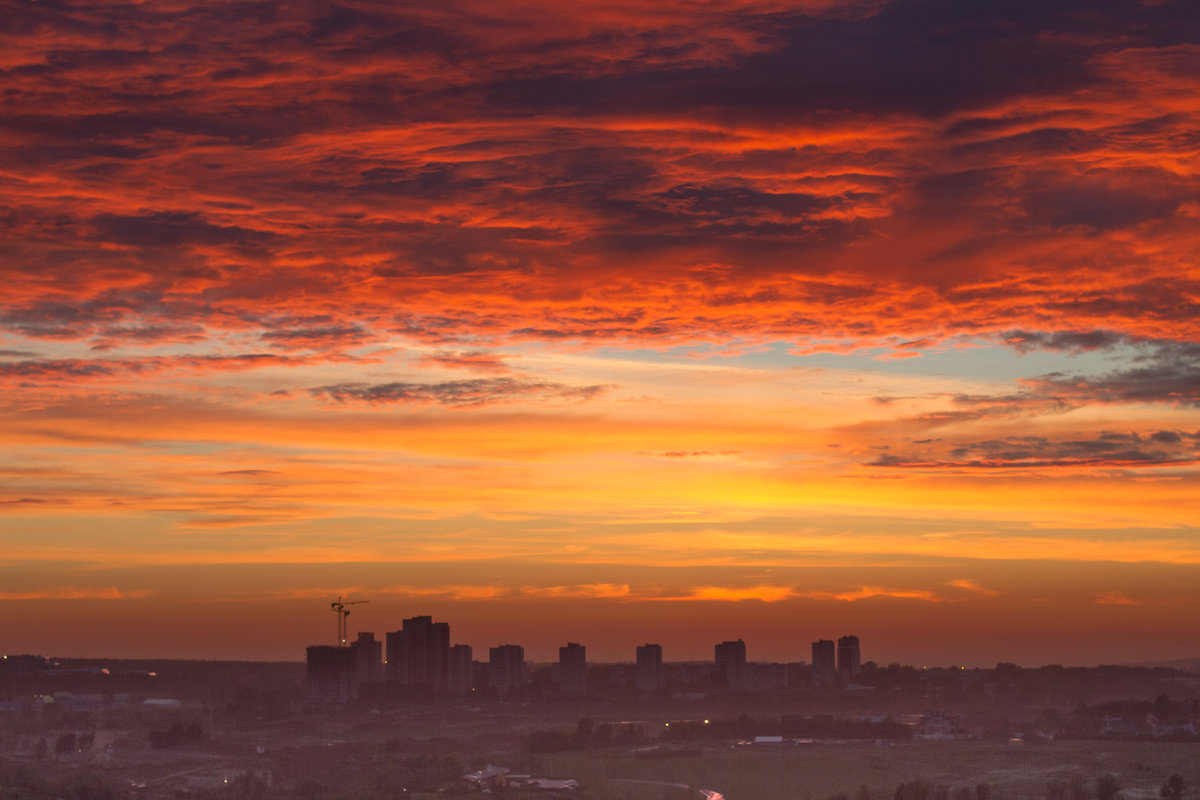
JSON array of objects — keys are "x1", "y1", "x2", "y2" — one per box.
[{"x1": 613, "y1": 778, "x2": 725, "y2": 799}]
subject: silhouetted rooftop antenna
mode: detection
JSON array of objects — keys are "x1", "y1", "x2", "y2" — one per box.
[{"x1": 331, "y1": 596, "x2": 369, "y2": 646}]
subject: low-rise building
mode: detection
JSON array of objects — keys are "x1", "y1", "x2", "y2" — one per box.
[{"x1": 462, "y1": 764, "x2": 511, "y2": 791}]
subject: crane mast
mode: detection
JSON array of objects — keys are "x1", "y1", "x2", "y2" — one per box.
[{"x1": 330, "y1": 596, "x2": 369, "y2": 646}]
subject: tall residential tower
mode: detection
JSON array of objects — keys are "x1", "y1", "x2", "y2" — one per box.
[
  {"x1": 811, "y1": 639, "x2": 836, "y2": 687},
  {"x1": 837, "y1": 635, "x2": 861, "y2": 683},
  {"x1": 557, "y1": 642, "x2": 587, "y2": 696},
  {"x1": 386, "y1": 615, "x2": 450, "y2": 689},
  {"x1": 714, "y1": 639, "x2": 747, "y2": 690},
  {"x1": 635, "y1": 643, "x2": 663, "y2": 692}
]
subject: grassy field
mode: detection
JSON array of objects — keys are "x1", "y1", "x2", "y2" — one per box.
[{"x1": 515, "y1": 741, "x2": 1198, "y2": 800}]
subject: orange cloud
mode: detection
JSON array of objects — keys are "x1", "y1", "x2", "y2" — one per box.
[
  {"x1": 1094, "y1": 591, "x2": 1141, "y2": 605},
  {"x1": 0, "y1": 588, "x2": 153, "y2": 600},
  {"x1": 672, "y1": 585, "x2": 797, "y2": 603},
  {"x1": 945, "y1": 578, "x2": 1002, "y2": 597},
  {"x1": 795, "y1": 586, "x2": 944, "y2": 602},
  {"x1": 417, "y1": 351, "x2": 512, "y2": 374}
]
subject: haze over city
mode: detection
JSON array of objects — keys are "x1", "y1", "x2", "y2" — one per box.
[{"x1": 1, "y1": 0, "x2": 1199, "y2": 668}]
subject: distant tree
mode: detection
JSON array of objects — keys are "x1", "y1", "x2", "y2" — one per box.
[
  {"x1": 1160, "y1": 775, "x2": 1185, "y2": 800},
  {"x1": 614, "y1": 723, "x2": 640, "y2": 745},
  {"x1": 955, "y1": 787, "x2": 975, "y2": 800},
  {"x1": 55, "y1": 732, "x2": 76, "y2": 756},
  {"x1": 297, "y1": 779, "x2": 324, "y2": 799},
  {"x1": 6, "y1": 763, "x2": 41, "y2": 795},
  {"x1": 1049, "y1": 777, "x2": 1088, "y2": 800},
  {"x1": 32, "y1": 737, "x2": 48, "y2": 761},
  {"x1": 976, "y1": 783, "x2": 992, "y2": 800},
  {"x1": 859, "y1": 785, "x2": 874, "y2": 800},
  {"x1": 896, "y1": 780, "x2": 934, "y2": 800},
  {"x1": 230, "y1": 773, "x2": 268, "y2": 800},
  {"x1": 63, "y1": 770, "x2": 118, "y2": 800},
  {"x1": 576, "y1": 716, "x2": 595, "y2": 741},
  {"x1": 1096, "y1": 774, "x2": 1121, "y2": 800},
  {"x1": 526, "y1": 729, "x2": 572, "y2": 753},
  {"x1": 149, "y1": 721, "x2": 206, "y2": 748}
]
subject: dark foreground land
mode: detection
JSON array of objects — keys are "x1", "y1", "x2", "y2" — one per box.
[{"x1": 1, "y1": 659, "x2": 1197, "y2": 800}]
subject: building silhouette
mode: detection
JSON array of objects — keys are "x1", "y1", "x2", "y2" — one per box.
[
  {"x1": 448, "y1": 644, "x2": 473, "y2": 693},
  {"x1": 746, "y1": 662, "x2": 789, "y2": 690},
  {"x1": 635, "y1": 643, "x2": 663, "y2": 692},
  {"x1": 837, "y1": 635, "x2": 861, "y2": 683},
  {"x1": 714, "y1": 639, "x2": 747, "y2": 690},
  {"x1": 557, "y1": 642, "x2": 587, "y2": 696},
  {"x1": 812, "y1": 639, "x2": 836, "y2": 686},
  {"x1": 350, "y1": 632, "x2": 381, "y2": 684},
  {"x1": 488, "y1": 644, "x2": 525, "y2": 694},
  {"x1": 306, "y1": 645, "x2": 357, "y2": 705},
  {"x1": 386, "y1": 615, "x2": 450, "y2": 689}
]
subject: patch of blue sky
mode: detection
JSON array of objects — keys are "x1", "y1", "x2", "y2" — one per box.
[{"x1": 592, "y1": 339, "x2": 1136, "y2": 383}]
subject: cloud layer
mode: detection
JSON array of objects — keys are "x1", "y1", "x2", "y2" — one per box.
[{"x1": 2, "y1": 0, "x2": 1198, "y2": 350}]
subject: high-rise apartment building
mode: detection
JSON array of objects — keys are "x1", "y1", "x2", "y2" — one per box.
[
  {"x1": 837, "y1": 635, "x2": 861, "y2": 683},
  {"x1": 635, "y1": 643, "x2": 663, "y2": 692},
  {"x1": 306, "y1": 645, "x2": 357, "y2": 705},
  {"x1": 448, "y1": 644, "x2": 473, "y2": 693},
  {"x1": 350, "y1": 631, "x2": 382, "y2": 684},
  {"x1": 488, "y1": 644, "x2": 525, "y2": 694},
  {"x1": 714, "y1": 639, "x2": 747, "y2": 690},
  {"x1": 557, "y1": 642, "x2": 587, "y2": 696},
  {"x1": 811, "y1": 639, "x2": 836, "y2": 687},
  {"x1": 386, "y1": 615, "x2": 450, "y2": 689}
]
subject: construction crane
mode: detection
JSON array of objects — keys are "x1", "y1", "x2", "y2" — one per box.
[{"x1": 331, "y1": 596, "x2": 369, "y2": 646}]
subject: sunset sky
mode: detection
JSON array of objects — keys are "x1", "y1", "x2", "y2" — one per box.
[{"x1": 1, "y1": 0, "x2": 1198, "y2": 667}]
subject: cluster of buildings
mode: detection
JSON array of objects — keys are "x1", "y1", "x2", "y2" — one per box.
[
  {"x1": 306, "y1": 615, "x2": 863, "y2": 705},
  {"x1": 709, "y1": 635, "x2": 860, "y2": 691},
  {"x1": 306, "y1": 615, "x2": 539, "y2": 705},
  {"x1": 812, "y1": 635, "x2": 861, "y2": 686}
]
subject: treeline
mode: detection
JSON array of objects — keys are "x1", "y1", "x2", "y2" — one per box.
[
  {"x1": 294, "y1": 755, "x2": 464, "y2": 800},
  {"x1": 661, "y1": 713, "x2": 910, "y2": 741},
  {"x1": 823, "y1": 773, "x2": 1186, "y2": 800},
  {"x1": 524, "y1": 713, "x2": 910, "y2": 752},
  {"x1": 147, "y1": 720, "x2": 206, "y2": 747},
  {"x1": 526, "y1": 717, "x2": 642, "y2": 752},
  {"x1": 0, "y1": 763, "x2": 122, "y2": 800},
  {"x1": 780, "y1": 714, "x2": 911, "y2": 739}
]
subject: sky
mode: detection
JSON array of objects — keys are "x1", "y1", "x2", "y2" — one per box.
[{"x1": 1, "y1": 0, "x2": 1198, "y2": 667}]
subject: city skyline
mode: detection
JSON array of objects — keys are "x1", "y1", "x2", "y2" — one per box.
[
  {"x1": 1, "y1": 0, "x2": 1198, "y2": 667},
  {"x1": 8, "y1": 599, "x2": 1190, "y2": 669}
]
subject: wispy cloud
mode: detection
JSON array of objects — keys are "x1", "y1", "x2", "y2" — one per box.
[
  {"x1": 946, "y1": 578, "x2": 1002, "y2": 597},
  {"x1": 1094, "y1": 591, "x2": 1141, "y2": 606},
  {"x1": 794, "y1": 586, "x2": 943, "y2": 602},
  {"x1": 672, "y1": 585, "x2": 797, "y2": 602},
  {"x1": 870, "y1": 430, "x2": 1200, "y2": 470},
  {"x1": 418, "y1": 351, "x2": 512, "y2": 374},
  {"x1": 0, "y1": 587, "x2": 153, "y2": 600},
  {"x1": 311, "y1": 377, "x2": 608, "y2": 406}
]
